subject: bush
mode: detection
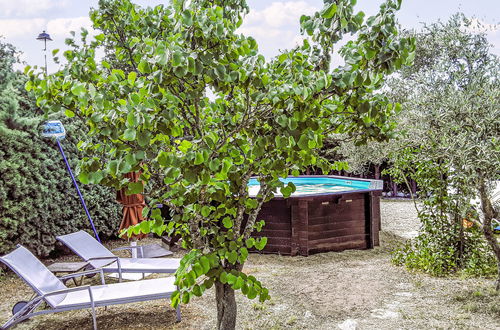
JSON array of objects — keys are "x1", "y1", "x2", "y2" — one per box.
[{"x1": 0, "y1": 116, "x2": 122, "y2": 257}]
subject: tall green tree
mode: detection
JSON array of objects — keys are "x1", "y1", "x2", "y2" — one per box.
[
  {"x1": 28, "y1": 0, "x2": 414, "y2": 327},
  {"x1": 387, "y1": 14, "x2": 500, "y2": 288}
]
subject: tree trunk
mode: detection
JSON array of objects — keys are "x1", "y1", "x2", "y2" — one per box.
[
  {"x1": 392, "y1": 180, "x2": 398, "y2": 197},
  {"x1": 478, "y1": 181, "x2": 500, "y2": 291},
  {"x1": 215, "y1": 281, "x2": 237, "y2": 329},
  {"x1": 411, "y1": 179, "x2": 417, "y2": 196},
  {"x1": 374, "y1": 164, "x2": 381, "y2": 180}
]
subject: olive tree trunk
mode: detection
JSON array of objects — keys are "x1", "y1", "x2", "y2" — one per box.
[
  {"x1": 215, "y1": 281, "x2": 237, "y2": 330},
  {"x1": 478, "y1": 181, "x2": 500, "y2": 291}
]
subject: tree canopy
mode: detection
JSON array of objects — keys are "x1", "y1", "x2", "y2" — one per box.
[{"x1": 28, "y1": 0, "x2": 414, "y2": 327}]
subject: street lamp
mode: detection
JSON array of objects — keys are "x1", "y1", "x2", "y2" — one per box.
[{"x1": 36, "y1": 30, "x2": 52, "y2": 75}]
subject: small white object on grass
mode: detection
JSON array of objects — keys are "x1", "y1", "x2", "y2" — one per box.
[{"x1": 338, "y1": 319, "x2": 358, "y2": 330}]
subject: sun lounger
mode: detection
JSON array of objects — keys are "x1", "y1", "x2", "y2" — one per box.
[
  {"x1": 0, "y1": 245, "x2": 180, "y2": 330},
  {"x1": 57, "y1": 231, "x2": 181, "y2": 282}
]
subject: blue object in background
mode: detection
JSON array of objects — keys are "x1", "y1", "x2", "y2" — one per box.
[{"x1": 42, "y1": 120, "x2": 101, "y2": 242}]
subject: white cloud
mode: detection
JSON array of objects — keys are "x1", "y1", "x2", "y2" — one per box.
[
  {"x1": 0, "y1": 18, "x2": 46, "y2": 39},
  {"x1": 239, "y1": 1, "x2": 319, "y2": 58},
  {"x1": 0, "y1": 0, "x2": 68, "y2": 18},
  {"x1": 244, "y1": 1, "x2": 317, "y2": 28},
  {"x1": 0, "y1": 16, "x2": 92, "y2": 40},
  {"x1": 47, "y1": 16, "x2": 94, "y2": 38}
]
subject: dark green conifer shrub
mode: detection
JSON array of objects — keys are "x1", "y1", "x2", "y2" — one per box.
[{"x1": 0, "y1": 40, "x2": 121, "y2": 256}]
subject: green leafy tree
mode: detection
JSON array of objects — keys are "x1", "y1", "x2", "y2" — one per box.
[
  {"x1": 387, "y1": 14, "x2": 500, "y2": 287},
  {"x1": 0, "y1": 39, "x2": 121, "y2": 256},
  {"x1": 28, "y1": 0, "x2": 414, "y2": 327}
]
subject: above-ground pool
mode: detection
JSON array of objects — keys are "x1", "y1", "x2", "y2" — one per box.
[{"x1": 249, "y1": 176, "x2": 383, "y2": 256}]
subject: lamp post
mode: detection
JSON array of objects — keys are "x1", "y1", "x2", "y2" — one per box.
[{"x1": 36, "y1": 30, "x2": 52, "y2": 76}]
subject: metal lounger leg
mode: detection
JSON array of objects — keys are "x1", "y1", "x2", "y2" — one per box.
[
  {"x1": 2, "y1": 298, "x2": 43, "y2": 329},
  {"x1": 87, "y1": 287, "x2": 97, "y2": 330}
]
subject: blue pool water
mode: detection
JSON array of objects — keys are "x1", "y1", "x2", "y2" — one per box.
[{"x1": 248, "y1": 176, "x2": 374, "y2": 197}]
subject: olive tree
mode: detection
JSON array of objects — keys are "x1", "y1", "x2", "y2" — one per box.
[
  {"x1": 28, "y1": 0, "x2": 413, "y2": 327},
  {"x1": 387, "y1": 14, "x2": 500, "y2": 286}
]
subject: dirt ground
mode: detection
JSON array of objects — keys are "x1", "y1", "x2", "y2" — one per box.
[{"x1": 1, "y1": 199, "x2": 499, "y2": 329}]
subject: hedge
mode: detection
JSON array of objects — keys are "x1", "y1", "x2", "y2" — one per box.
[
  {"x1": 0, "y1": 116, "x2": 122, "y2": 256},
  {"x1": 0, "y1": 40, "x2": 121, "y2": 257}
]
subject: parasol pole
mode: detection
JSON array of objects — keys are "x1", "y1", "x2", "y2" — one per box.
[{"x1": 42, "y1": 120, "x2": 101, "y2": 242}]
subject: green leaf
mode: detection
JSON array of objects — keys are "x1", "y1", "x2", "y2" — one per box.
[
  {"x1": 247, "y1": 285, "x2": 258, "y2": 299},
  {"x1": 201, "y1": 206, "x2": 211, "y2": 217},
  {"x1": 220, "y1": 271, "x2": 228, "y2": 284},
  {"x1": 321, "y1": 3, "x2": 337, "y2": 19},
  {"x1": 71, "y1": 83, "x2": 86, "y2": 96},
  {"x1": 200, "y1": 256, "x2": 210, "y2": 273},
  {"x1": 297, "y1": 135, "x2": 309, "y2": 150},
  {"x1": 192, "y1": 285, "x2": 202, "y2": 297},
  {"x1": 255, "y1": 237, "x2": 268, "y2": 251},
  {"x1": 137, "y1": 131, "x2": 150, "y2": 147},
  {"x1": 194, "y1": 152, "x2": 205, "y2": 165},
  {"x1": 245, "y1": 238, "x2": 255, "y2": 248},
  {"x1": 227, "y1": 250, "x2": 238, "y2": 264},
  {"x1": 79, "y1": 171, "x2": 89, "y2": 184},
  {"x1": 65, "y1": 109, "x2": 75, "y2": 118},
  {"x1": 280, "y1": 186, "x2": 293, "y2": 197},
  {"x1": 140, "y1": 220, "x2": 150, "y2": 233},
  {"x1": 178, "y1": 140, "x2": 192, "y2": 153},
  {"x1": 127, "y1": 182, "x2": 143, "y2": 194},
  {"x1": 123, "y1": 128, "x2": 137, "y2": 141},
  {"x1": 239, "y1": 247, "x2": 249, "y2": 261},
  {"x1": 233, "y1": 276, "x2": 244, "y2": 290},
  {"x1": 128, "y1": 71, "x2": 137, "y2": 85},
  {"x1": 222, "y1": 217, "x2": 233, "y2": 229},
  {"x1": 172, "y1": 51, "x2": 183, "y2": 67},
  {"x1": 170, "y1": 291, "x2": 180, "y2": 307},
  {"x1": 138, "y1": 60, "x2": 150, "y2": 73},
  {"x1": 245, "y1": 198, "x2": 258, "y2": 209},
  {"x1": 193, "y1": 263, "x2": 203, "y2": 277},
  {"x1": 209, "y1": 159, "x2": 220, "y2": 171},
  {"x1": 181, "y1": 292, "x2": 191, "y2": 304},
  {"x1": 182, "y1": 10, "x2": 193, "y2": 26}
]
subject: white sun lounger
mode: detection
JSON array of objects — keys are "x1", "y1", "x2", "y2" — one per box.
[
  {"x1": 57, "y1": 231, "x2": 181, "y2": 281},
  {"x1": 0, "y1": 245, "x2": 180, "y2": 330}
]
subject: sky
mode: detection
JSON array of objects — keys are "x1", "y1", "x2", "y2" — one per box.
[{"x1": 0, "y1": 0, "x2": 499, "y2": 73}]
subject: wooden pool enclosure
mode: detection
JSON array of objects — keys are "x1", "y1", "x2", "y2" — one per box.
[{"x1": 250, "y1": 176, "x2": 382, "y2": 256}]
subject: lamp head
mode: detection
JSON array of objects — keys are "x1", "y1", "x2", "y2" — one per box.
[{"x1": 36, "y1": 31, "x2": 52, "y2": 41}]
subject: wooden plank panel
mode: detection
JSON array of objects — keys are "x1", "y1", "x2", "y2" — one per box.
[
  {"x1": 262, "y1": 237, "x2": 291, "y2": 246},
  {"x1": 371, "y1": 192, "x2": 381, "y2": 246},
  {"x1": 259, "y1": 222, "x2": 291, "y2": 231},
  {"x1": 308, "y1": 226, "x2": 366, "y2": 240},
  {"x1": 255, "y1": 229, "x2": 291, "y2": 238},
  {"x1": 308, "y1": 221, "x2": 366, "y2": 232},
  {"x1": 308, "y1": 211, "x2": 365, "y2": 225},
  {"x1": 309, "y1": 240, "x2": 368, "y2": 254},
  {"x1": 308, "y1": 234, "x2": 368, "y2": 246},
  {"x1": 258, "y1": 244, "x2": 291, "y2": 255}
]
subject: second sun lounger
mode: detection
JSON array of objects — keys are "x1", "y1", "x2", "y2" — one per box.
[{"x1": 57, "y1": 231, "x2": 181, "y2": 281}]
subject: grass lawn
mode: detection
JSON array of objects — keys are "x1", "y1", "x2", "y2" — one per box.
[{"x1": 1, "y1": 201, "x2": 498, "y2": 329}]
